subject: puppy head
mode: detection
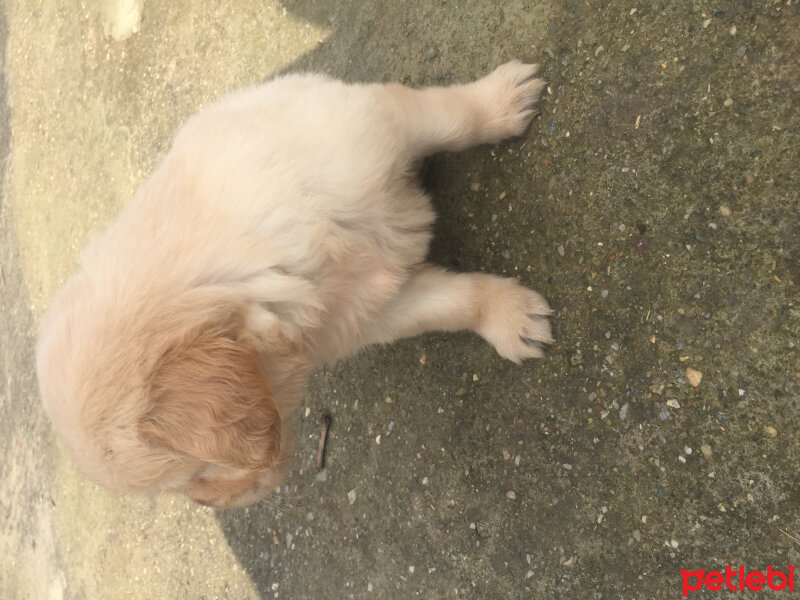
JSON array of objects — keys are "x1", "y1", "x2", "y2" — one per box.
[
  {"x1": 139, "y1": 328, "x2": 285, "y2": 507},
  {"x1": 37, "y1": 284, "x2": 287, "y2": 508}
]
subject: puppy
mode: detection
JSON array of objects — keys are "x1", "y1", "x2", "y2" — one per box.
[{"x1": 36, "y1": 61, "x2": 553, "y2": 507}]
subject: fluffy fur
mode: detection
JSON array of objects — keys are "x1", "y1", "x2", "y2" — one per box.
[{"x1": 36, "y1": 61, "x2": 553, "y2": 507}]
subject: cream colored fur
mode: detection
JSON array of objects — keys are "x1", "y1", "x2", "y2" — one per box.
[{"x1": 36, "y1": 61, "x2": 552, "y2": 507}]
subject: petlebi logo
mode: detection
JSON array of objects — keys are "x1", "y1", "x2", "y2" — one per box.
[{"x1": 682, "y1": 565, "x2": 796, "y2": 596}]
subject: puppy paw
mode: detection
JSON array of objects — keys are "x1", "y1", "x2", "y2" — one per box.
[
  {"x1": 475, "y1": 60, "x2": 546, "y2": 143},
  {"x1": 477, "y1": 278, "x2": 553, "y2": 363}
]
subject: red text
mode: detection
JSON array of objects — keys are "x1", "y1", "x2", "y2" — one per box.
[{"x1": 682, "y1": 565, "x2": 795, "y2": 596}]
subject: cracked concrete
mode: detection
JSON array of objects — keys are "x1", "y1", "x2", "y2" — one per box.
[{"x1": 1, "y1": 0, "x2": 798, "y2": 598}]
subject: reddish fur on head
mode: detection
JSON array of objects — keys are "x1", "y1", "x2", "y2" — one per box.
[
  {"x1": 37, "y1": 276, "x2": 290, "y2": 506},
  {"x1": 139, "y1": 331, "x2": 281, "y2": 473}
]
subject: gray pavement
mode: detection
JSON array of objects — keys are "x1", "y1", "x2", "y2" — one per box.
[{"x1": 1, "y1": 1, "x2": 799, "y2": 598}]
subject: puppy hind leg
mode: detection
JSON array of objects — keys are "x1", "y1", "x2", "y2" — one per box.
[
  {"x1": 372, "y1": 61, "x2": 546, "y2": 158},
  {"x1": 366, "y1": 264, "x2": 553, "y2": 364}
]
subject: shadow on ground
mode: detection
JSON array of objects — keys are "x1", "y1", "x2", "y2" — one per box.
[{"x1": 213, "y1": 1, "x2": 800, "y2": 598}]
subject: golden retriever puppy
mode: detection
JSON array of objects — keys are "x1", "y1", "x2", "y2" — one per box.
[{"x1": 36, "y1": 61, "x2": 552, "y2": 507}]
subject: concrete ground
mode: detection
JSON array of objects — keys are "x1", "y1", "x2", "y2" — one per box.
[{"x1": 1, "y1": 0, "x2": 799, "y2": 598}]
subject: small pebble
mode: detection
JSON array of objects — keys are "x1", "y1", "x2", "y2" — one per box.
[
  {"x1": 719, "y1": 205, "x2": 731, "y2": 216},
  {"x1": 686, "y1": 367, "x2": 703, "y2": 387},
  {"x1": 736, "y1": 46, "x2": 747, "y2": 57},
  {"x1": 375, "y1": 435, "x2": 381, "y2": 445},
  {"x1": 563, "y1": 463, "x2": 572, "y2": 470},
  {"x1": 506, "y1": 490, "x2": 516, "y2": 500},
  {"x1": 601, "y1": 289, "x2": 608, "y2": 298},
  {"x1": 684, "y1": 446, "x2": 692, "y2": 455},
  {"x1": 678, "y1": 456, "x2": 687, "y2": 464},
  {"x1": 723, "y1": 98, "x2": 734, "y2": 107},
  {"x1": 659, "y1": 408, "x2": 671, "y2": 420},
  {"x1": 347, "y1": 489, "x2": 357, "y2": 504},
  {"x1": 701, "y1": 444, "x2": 712, "y2": 460},
  {"x1": 619, "y1": 403, "x2": 630, "y2": 420},
  {"x1": 670, "y1": 539, "x2": 679, "y2": 549},
  {"x1": 558, "y1": 245, "x2": 565, "y2": 256},
  {"x1": 763, "y1": 425, "x2": 778, "y2": 438},
  {"x1": 666, "y1": 399, "x2": 681, "y2": 409}
]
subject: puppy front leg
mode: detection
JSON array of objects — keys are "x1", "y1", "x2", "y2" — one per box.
[
  {"x1": 373, "y1": 61, "x2": 546, "y2": 158},
  {"x1": 367, "y1": 265, "x2": 553, "y2": 363}
]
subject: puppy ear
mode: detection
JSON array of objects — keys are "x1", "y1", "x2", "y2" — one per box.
[{"x1": 139, "y1": 333, "x2": 281, "y2": 471}]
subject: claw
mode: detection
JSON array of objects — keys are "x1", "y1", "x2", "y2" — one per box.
[
  {"x1": 527, "y1": 313, "x2": 549, "y2": 324},
  {"x1": 520, "y1": 336, "x2": 545, "y2": 352},
  {"x1": 516, "y1": 70, "x2": 542, "y2": 87}
]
